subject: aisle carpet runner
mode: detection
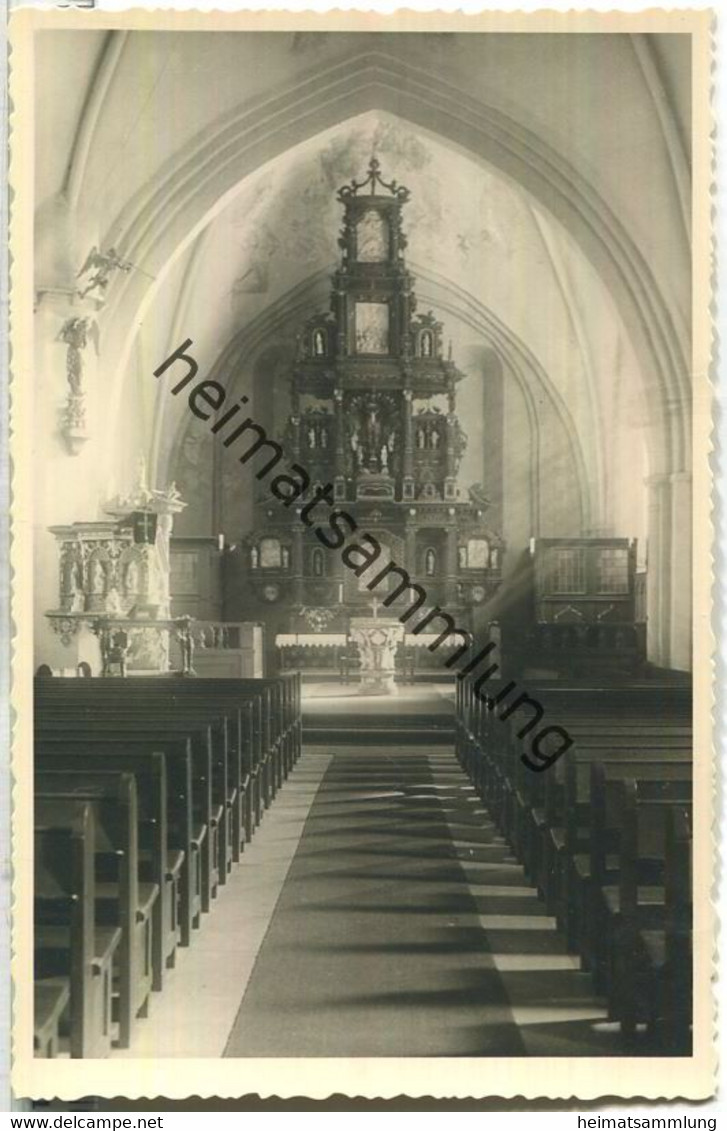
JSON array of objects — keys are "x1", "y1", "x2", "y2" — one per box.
[{"x1": 224, "y1": 748, "x2": 528, "y2": 1057}]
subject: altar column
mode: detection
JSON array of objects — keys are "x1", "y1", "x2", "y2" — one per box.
[
  {"x1": 291, "y1": 522, "x2": 304, "y2": 605},
  {"x1": 444, "y1": 413, "x2": 457, "y2": 501},
  {"x1": 404, "y1": 519, "x2": 417, "y2": 576},
  {"x1": 445, "y1": 519, "x2": 459, "y2": 607},
  {"x1": 401, "y1": 389, "x2": 415, "y2": 501},
  {"x1": 333, "y1": 389, "x2": 346, "y2": 501}
]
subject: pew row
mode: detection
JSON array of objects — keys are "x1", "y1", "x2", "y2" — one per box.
[
  {"x1": 33, "y1": 672, "x2": 302, "y2": 1058},
  {"x1": 35, "y1": 797, "x2": 119, "y2": 1057},
  {"x1": 454, "y1": 675, "x2": 693, "y2": 1052}
]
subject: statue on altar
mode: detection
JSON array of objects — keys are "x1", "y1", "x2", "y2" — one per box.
[{"x1": 348, "y1": 393, "x2": 399, "y2": 475}]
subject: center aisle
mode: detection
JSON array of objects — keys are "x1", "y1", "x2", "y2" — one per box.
[{"x1": 225, "y1": 745, "x2": 529, "y2": 1057}]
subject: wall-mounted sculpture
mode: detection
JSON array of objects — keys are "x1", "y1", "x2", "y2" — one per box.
[
  {"x1": 57, "y1": 315, "x2": 98, "y2": 455},
  {"x1": 76, "y1": 246, "x2": 135, "y2": 304}
]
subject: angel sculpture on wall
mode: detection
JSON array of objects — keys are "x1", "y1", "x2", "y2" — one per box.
[
  {"x1": 58, "y1": 316, "x2": 99, "y2": 395},
  {"x1": 76, "y1": 246, "x2": 136, "y2": 301}
]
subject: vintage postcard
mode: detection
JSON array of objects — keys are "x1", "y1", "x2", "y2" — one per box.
[{"x1": 8, "y1": 7, "x2": 715, "y2": 1102}]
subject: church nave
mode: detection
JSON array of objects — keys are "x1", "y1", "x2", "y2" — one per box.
[
  {"x1": 106, "y1": 689, "x2": 638, "y2": 1061},
  {"x1": 23, "y1": 23, "x2": 705, "y2": 1101}
]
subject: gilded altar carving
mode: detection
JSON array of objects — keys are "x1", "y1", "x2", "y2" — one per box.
[
  {"x1": 238, "y1": 159, "x2": 505, "y2": 641},
  {"x1": 347, "y1": 392, "x2": 400, "y2": 475}
]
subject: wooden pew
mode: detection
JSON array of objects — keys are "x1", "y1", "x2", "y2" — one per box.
[
  {"x1": 39, "y1": 708, "x2": 233, "y2": 881},
  {"x1": 34, "y1": 797, "x2": 120, "y2": 1058},
  {"x1": 36, "y1": 717, "x2": 220, "y2": 907},
  {"x1": 475, "y1": 684, "x2": 690, "y2": 825},
  {"x1": 506, "y1": 713, "x2": 689, "y2": 843},
  {"x1": 462, "y1": 688, "x2": 690, "y2": 870},
  {"x1": 35, "y1": 770, "x2": 158, "y2": 1048},
  {"x1": 638, "y1": 805, "x2": 692, "y2": 1053},
  {"x1": 453, "y1": 674, "x2": 694, "y2": 1044},
  {"x1": 454, "y1": 676, "x2": 692, "y2": 893},
  {"x1": 459, "y1": 680, "x2": 692, "y2": 814},
  {"x1": 583, "y1": 759, "x2": 692, "y2": 965},
  {"x1": 35, "y1": 678, "x2": 282, "y2": 854},
  {"x1": 35, "y1": 671, "x2": 302, "y2": 782},
  {"x1": 34, "y1": 979, "x2": 70, "y2": 1058},
  {"x1": 36, "y1": 747, "x2": 185, "y2": 983},
  {"x1": 600, "y1": 784, "x2": 693, "y2": 1040},
  {"x1": 590, "y1": 773, "x2": 692, "y2": 994},
  {"x1": 120, "y1": 686, "x2": 260, "y2": 840},
  {"x1": 530, "y1": 731, "x2": 691, "y2": 915},
  {"x1": 35, "y1": 673, "x2": 304, "y2": 851},
  {"x1": 42, "y1": 671, "x2": 303, "y2": 778},
  {"x1": 36, "y1": 728, "x2": 207, "y2": 923}
]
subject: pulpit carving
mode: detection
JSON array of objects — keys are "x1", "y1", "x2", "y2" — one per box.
[{"x1": 47, "y1": 474, "x2": 186, "y2": 673}]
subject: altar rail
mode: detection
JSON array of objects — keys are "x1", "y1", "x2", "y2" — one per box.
[
  {"x1": 275, "y1": 634, "x2": 462, "y2": 680},
  {"x1": 170, "y1": 622, "x2": 264, "y2": 679}
]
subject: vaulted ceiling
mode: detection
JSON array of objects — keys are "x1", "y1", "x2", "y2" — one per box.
[
  {"x1": 30, "y1": 22, "x2": 699, "y2": 667},
  {"x1": 134, "y1": 111, "x2": 647, "y2": 545}
]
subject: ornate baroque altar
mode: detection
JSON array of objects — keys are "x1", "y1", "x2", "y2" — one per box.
[{"x1": 227, "y1": 159, "x2": 505, "y2": 672}]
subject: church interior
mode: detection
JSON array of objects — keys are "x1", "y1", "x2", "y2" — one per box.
[{"x1": 29, "y1": 29, "x2": 695, "y2": 1063}]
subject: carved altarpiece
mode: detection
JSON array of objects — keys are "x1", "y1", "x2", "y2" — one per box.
[{"x1": 227, "y1": 159, "x2": 506, "y2": 671}]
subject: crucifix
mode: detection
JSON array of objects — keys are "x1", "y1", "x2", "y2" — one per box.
[{"x1": 132, "y1": 509, "x2": 158, "y2": 546}]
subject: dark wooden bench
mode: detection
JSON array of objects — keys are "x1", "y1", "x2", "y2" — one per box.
[
  {"x1": 637, "y1": 805, "x2": 692, "y2": 1053},
  {"x1": 34, "y1": 673, "x2": 303, "y2": 944},
  {"x1": 36, "y1": 716, "x2": 220, "y2": 908},
  {"x1": 576, "y1": 759, "x2": 692, "y2": 964},
  {"x1": 455, "y1": 682, "x2": 693, "y2": 918},
  {"x1": 525, "y1": 732, "x2": 692, "y2": 914},
  {"x1": 40, "y1": 671, "x2": 303, "y2": 797},
  {"x1": 36, "y1": 671, "x2": 301, "y2": 777},
  {"x1": 457, "y1": 680, "x2": 691, "y2": 796},
  {"x1": 34, "y1": 978, "x2": 71, "y2": 1058},
  {"x1": 36, "y1": 747, "x2": 185, "y2": 982},
  {"x1": 35, "y1": 770, "x2": 158, "y2": 1048},
  {"x1": 34, "y1": 797, "x2": 120, "y2": 1058},
  {"x1": 457, "y1": 678, "x2": 691, "y2": 853},
  {"x1": 34, "y1": 674, "x2": 302, "y2": 858},
  {"x1": 598, "y1": 783, "x2": 693, "y2": 1040}
]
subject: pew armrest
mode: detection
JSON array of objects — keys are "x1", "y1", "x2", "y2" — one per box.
[
  {"x1": 92, "y1": 926, "x2": 122, "y2": 974},
  {"x1": 136, "y1": 883, "x2": 160, "y2": 922},
  {"x1": 166, "y1": 850, "x2": 185, "y2": 882}
]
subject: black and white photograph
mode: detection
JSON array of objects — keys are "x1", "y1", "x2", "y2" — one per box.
[{"x1": 9, "y1": 8, "x2": 714, "y2": 1103}]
